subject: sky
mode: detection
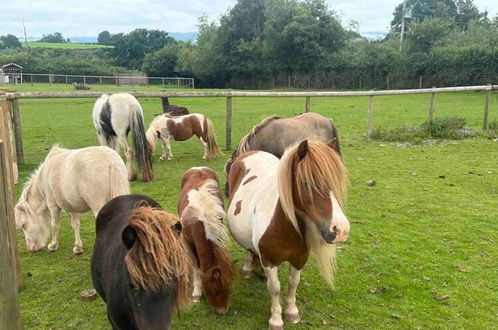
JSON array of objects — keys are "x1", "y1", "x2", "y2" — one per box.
[{"x1": 1, "y1": 0, "x2": 497, "y2": 38}]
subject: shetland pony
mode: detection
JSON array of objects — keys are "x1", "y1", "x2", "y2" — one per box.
[
  {"x1": 146, "y1": 113, "x2": 222, "y2": 161},
  {"x1": 224, "y1": 112, "x2": 341, "y2": 195},
  {"x1": 92, "y1": 93, "x2": 153, "y2": 181},
  {"x1": 92, "y1": 194, "x2": 192, "y2": 330},
  {"x1": 178, "y1": 167, "x2": 236, "y2": 314},
  {"x1": 227, "y1": 140, "x2": 350, "y2": 330},
  {"x1": 15, "y1": 146, "x2": 130, "y2": 254}
]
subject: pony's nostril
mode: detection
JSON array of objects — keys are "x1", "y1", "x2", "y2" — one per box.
[{"x1": 326, "y1": 231, "x2": 336, "y2": 242}]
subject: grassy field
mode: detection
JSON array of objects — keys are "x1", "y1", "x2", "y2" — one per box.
[
  {"x1": 23, "y1": 42, "x2": 112, "y2": 49},
  {"x1": 10, "y1": 84, "x2": 498, "y2": 329}
]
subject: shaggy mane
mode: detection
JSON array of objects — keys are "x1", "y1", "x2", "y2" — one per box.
[
  {"x1": 236, "y1": 116, "x2": 281, "y2": 156},
  {"x1": 125, "y1": 206, "x2": 192, "y2": 310}
]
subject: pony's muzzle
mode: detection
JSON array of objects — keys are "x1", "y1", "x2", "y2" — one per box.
[
  {"x1": 28, "y1": 243, "x2": 42, "y2": 252},
  {"x1": 214, "y1": 306, "x2": 228, "y2": 315},
  {"x1": 320, "y1": 224, "x2": 348, "y2": 244}
]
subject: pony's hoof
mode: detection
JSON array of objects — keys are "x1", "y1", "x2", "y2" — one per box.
[
  {"x1": 48, "y1": 243, "x2": 58, "y2": 251},
  {"x1": 73, "y1": 246, "x2": 83, "y2": 254},
  {"x1": 284, "y1": 312, "x2": 301, "y2": 324},
  {"x1": 128, "y1": 174, "x2": 137, "y2": 181},
  {"x1": 268, "y1": 323, "x2": 284, "y2": 330},
  {"x1": 242, "y1": 270, "x2": 253, "y2": 278},
  {"x1": 192, "y1": 296, "x2": 201, "y2": 303},
  {"x1": 159, "y1": 155, "x2": 167, "y2": 161},
  {"x1": 202, "y1": 156, "x2": 207, "y2": 161},
  {"x1": 167, "y1": 157, "x2": 172, "y2": 161}
]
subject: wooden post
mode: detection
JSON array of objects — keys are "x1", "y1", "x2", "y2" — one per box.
[
  {"x1": 162, "y1": 78, "x2": 165, "y2": 86},
  {"x1": 30, "y1": 74, "x2": 33, "y2": 85},
  {"x1": 0, "y1": 139, "x2": 22, "y2": 330},
  {"x1": 83, "y1": 76, "x2": 86, "y2": 85},
  {"x1": 65, "y1": 75, "x2": 68, "y2": 85},
  {"x1": 0, "y1": 100, "x2": 18, "y2": 183},
  {"x1": 483, "y1": 84, "x2": 491, "y2": 131},
  {"x1": 386, "y1": 75, "x2": 390, "y2": 90},
  {"x1": 305, "y1": 97, "x2": 311, "y2": 113},
  {"x1": 419, "y1": 76, "x2": 423, "y2": 89},
  {"x1": 429, "y1": 88, "x2": 436, "y2": 122},
  {"x1": 191, "y1": 78, "x2": 195, "y2": 89},
  {"x1": 366, "y1": 95, "x2": 374, "y2": 141},
  {"x1": 99, "y1": 77, "x2": 103, "y2": 85},
  {"x1": 226, "y1": 96, "x2": 232, "y2": 150},
  {"x1": 9, "y1": 99, "x2": 23, "y2": 164}
]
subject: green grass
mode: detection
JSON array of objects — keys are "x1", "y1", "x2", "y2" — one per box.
[
  {"x1": 23, "y1": 42, "x2": 112, "y2": 49},
  {"x1": 13, "y1": 87, "x2": 498, "y2": 329}
]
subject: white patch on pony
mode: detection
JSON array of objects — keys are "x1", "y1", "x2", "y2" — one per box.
[
  {"x1": 185, "y1": 179, "x2": 227, "y2": 246},
  {"x1": 330, "y1": 194, "x2": 350, "y2": 243},
  {"x1": 193, "y1": 114, "x2": 205, "y2": 133}
]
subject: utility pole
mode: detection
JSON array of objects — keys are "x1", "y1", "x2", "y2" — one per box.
[
  {"x1": 22, "y1": 20, "x2": 29, "y2": 47},
  {"x1": 399, "y1": 0, "x2": 407, "y2": 52}
]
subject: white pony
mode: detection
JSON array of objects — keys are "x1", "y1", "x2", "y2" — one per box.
[
  {"x1": 15, "y1": 145, "x2": 130, "y2": 254},
  {"x1": 92, "y1": 93, "x2": 153, "y2": 181}
]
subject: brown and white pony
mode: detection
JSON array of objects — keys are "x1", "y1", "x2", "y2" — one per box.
[
  {"x1": 224, "y1": 112, "x2": 341, "y2": 196},
  {"x1": 178, "y1": 167, "x2": 236, "y2": 314},
  {"x1": 146, "y1": 113, "x2": 222, "y2": 161},
  {"x1": 227, "y1": 139, "x2": 349, "y2": 330}
]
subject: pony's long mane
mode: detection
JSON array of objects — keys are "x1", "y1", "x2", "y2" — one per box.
[
  {"x1": 125, "y1": 206, "x2": 192, "y2": 310},
  {"x1": 277, "y1": 140, "x2": 347, "y2": 285},
  {"x1": 236, "y1": 116, "x2": 280, "y2": 156}
]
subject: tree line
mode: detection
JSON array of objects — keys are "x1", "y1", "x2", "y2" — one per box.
[{"x1": 1, "y1": 0, "x2": 497, "y2": 88}]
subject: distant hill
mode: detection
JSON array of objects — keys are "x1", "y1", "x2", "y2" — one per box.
[{"x1": 43, "y1": 33, "x2": 198, "y2": 44}]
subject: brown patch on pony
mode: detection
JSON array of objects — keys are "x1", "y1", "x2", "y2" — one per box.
[
  {"x1": 242, "y1": 175, "x2": 257, "y2": 185},
  {"x1": 125, "y1": 206, "x2": 192, "y2": 310},
  {"x1": 226, "y1": 151, "x2": 258, "y2": 201},
  {"x1": 258, "y1": 201, "x2": 309, "y2": 269},
  {"x1": 234, "y1": 200, "x2": 242, "y2": 216}
]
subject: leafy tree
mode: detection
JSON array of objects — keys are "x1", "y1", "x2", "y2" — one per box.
[
  {"x1": 407, "y1": 17, "x2": 454, "y2": 52},
  {"x1": 97, "y1": 31, "x2": 112, "y2": 44},
  {"x1": 39, "y1": 32, "x2": 66, "y2": 43},
  {"x1": 0, "y1": 34, "x2": 22, "y2": 49},
  {"x1": 390, "y1": 0, "x2": 457, "y2": 32},
  {"x1": 142, "y1": 43, "x2": 181, "y2": 76},
  {"x1": 455, "y1": 0, "x2": 486, "y2": 29}
]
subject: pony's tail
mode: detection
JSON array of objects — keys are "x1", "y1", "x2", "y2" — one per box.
[
  {"x1": 129, "y1": 106, "x2": 154, "y2": 181},
  {"x1": 203, "y1": 117, "x2": 223, "y2": 159},
  {"x1": 108, "y1": 164, "x2": 130, "y2": 202},
  {"x1": 330, "y1": 119, "x2": 342, "y2": 156}
]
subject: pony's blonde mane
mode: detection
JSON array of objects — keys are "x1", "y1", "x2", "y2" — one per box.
[
  {"x1": 125, "y1": 206, "x2": 192, "y2": 310},
  {"x1": 277, "y1": 140, "x2": 347, "y2": 286},
  {"x1": 236, "y1": 116, "x2": 280, "y2": 156},
  {"x1": 186, "y1": 180, "x2": 228, "y2": 247}
]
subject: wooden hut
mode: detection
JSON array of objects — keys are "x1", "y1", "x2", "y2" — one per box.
[{"x1": 1, "y1": 63, "x2": 23, "y2": 84}]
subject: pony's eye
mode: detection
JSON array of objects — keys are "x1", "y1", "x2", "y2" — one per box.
[{"x1": 21, "y1": 223, "x2": 26, "y2": 230}]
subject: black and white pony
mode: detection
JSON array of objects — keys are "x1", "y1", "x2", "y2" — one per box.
[{"x1": 92, "y1": 93, "x2": 153, "y2": 182}]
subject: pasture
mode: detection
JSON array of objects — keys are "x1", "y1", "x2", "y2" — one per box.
[{"x1": 12, "y1": 84, "x2": 498, "y2": 329}]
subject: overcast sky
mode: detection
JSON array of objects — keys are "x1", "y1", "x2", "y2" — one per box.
[{"x1": 1, "y1": 0, "x2": 497, "y2": 38}]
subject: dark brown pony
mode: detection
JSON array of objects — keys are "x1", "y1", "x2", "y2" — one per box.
[
  {"x1": 146, "y1": 113, "x2": 222, "y2": 161},
  {"x1": 92, "y1": 194, "x2": 192, "y2": 329},
  {"x1": 178, "y1": 167, "x2": 236, "y2": 314},
  {"x1": 224, "y1": 112, "x2": 341, "y2": 195}
]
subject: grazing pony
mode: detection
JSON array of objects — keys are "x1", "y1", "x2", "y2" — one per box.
[
  {"x1": 224, "y1": 112, "x2": 341, "y2": 195},
  {"x1": 15, "y1": 146, "x2": 130, "y2": 254},
  {"x1": 227, "y1": 140, "x2": 350, "y2": 330},
  {"x1": 146, "y1": 113, "x2": 222, "y2": 161},
  {"x1": 92, "y1": 93, "x2": 153, "y2": 181},
  {"x1": 92, "y1": 194, "x2": 192, "y2": 330},
  {"x1": 178, "y1": 167, "x2": 236, "y2": 314}
]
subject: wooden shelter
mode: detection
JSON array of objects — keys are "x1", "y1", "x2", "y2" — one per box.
[{"x1": 1, "y1": 63, "x2": 23, "y2": 84}]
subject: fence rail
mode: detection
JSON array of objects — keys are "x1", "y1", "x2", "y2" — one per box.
[
  {"x1": 1, "y1": 84, "x2": 496, "y2": 160},
  {"x1": 7, "y1": 73, "x2": 195, "y2": 88}
]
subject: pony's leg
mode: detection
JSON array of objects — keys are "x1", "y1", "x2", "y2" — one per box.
[
  {"x1": 200, "y1": 137, "x2": 208, "y2": 160},
  {"x1": 47, "y1": 206, "x2": 62, "y2": 251},
  {"x1": 71, "y1": 213, "x2": 83, "y2": 254},
  {"x1": 118, "y1": 137, "x2": 136, "y2": 181},
  {"x1": 192, "y1": 268, "x2": 202, "y2": 303},
  {"x1": 263, "y1": 266, "x2": 284, "y2": 330},
  {"x1": 242, "y1": 250, "x2": 256, "y2": 278},
  {"x1": 284, "y1": 265, "x2": 302, "y2": 324},
  {"x1": 159, "y1": 137, "x2": 172, "y2": 161}
]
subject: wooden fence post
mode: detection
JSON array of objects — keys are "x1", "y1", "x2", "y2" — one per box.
[
  {"x1": 65, "y1": 75, "x2": 68, "y2": 85},
  {"x1": 9, "y1": 99, "x2": 24, "y2": 164},
  {"x1": 305, "y1": 97, "x2": 311, "y2": 113},
  {"x1": 483, "y1": 84, "x2": 491, "y2": 131},
  {"x1": 0, "y1": 100, "x2": 18, "y2": 183},
  {"x1": 226, "y1": 96, "x2": 232, "y2": 150},
  {"x1": 429, "y1": 87, "x2": 436, "y2": 122},
  {"x1": 0, "y1": 139, "x2": 22, "y2": 330},
  {"x1": 419, "y1": 76, "x2": 423, "y2": 89},
  {"x1": 367, "y1": 94, "x2": 374, "y2": 141}
]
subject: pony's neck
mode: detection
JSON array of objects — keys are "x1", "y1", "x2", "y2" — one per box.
[{"x1": 23, "y1": 168, "x2": 48, "y2": 215}]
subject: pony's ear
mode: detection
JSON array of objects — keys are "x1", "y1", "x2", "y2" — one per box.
[
  {"x1": 212, "y1": 268, "x2": 221, "y2": 281},
  {"x1": 173, "y1": 221, "x2": 182, "y2": 236},
  {"x1": 122, "y1": 225, "x2": 137, "y2": 250},
  {"x1": 327, "y1": 138, "x2": 338, "y2": 152},
  {"x1": 296, "y1": 140, "x2": 309, "y2": 162}
]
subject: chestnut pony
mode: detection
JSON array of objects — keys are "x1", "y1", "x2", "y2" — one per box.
[
  {"x1": 92, "y1": 194, "x2": 192, "y2": 329},
  {"x1": 146, "y1": 113, "x2": 222, "y2": 161},
  {"x1": 227, "y1": 140, "x2": 350, "y2": 330},
  {"x1": 178, "y1": 167, "x2": 236, "y2": 314}
]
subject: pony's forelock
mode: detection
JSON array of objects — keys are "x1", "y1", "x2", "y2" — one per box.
[{"x1": 125, "y1": 206, "x2": 192, "y2": 310}]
